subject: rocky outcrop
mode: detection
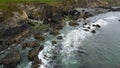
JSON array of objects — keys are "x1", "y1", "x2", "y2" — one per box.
[
  {"x1": 28, "y1": 46, "x2": 44, "y2": 61},
  {"x1": 22, "y1": 41, "x2": 40, "y2": 49},
  {"x1": 49, "y1": 29, "x2": 60, "y2": 35},
  {"x1": 28, "y1": 46, "x2": 44, "y2": 68},
  {"x1": 0, "y1": 51, "x2": 21, "y2": 68},
  {"x1": 0, "y1": 24, "x2": 30, "y2": 51}
]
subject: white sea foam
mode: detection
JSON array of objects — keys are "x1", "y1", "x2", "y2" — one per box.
[{"x1": 61, "y1": 15, "x2": 117, "y2": 65}]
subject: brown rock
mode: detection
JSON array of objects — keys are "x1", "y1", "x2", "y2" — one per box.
[
  {"x1": 28, "y1": 46, "x2": 44, "y2": 61},
  {"x1": 32, "y1": 57, "x2": 42, "y2": 68},
  {"x1": 0, "y1": 51, "x2": 21, "y2": 68},
  {"x1": 22, "y1": 41, "x2": 39, "y2": 49},
  {"x1": 34, "y1": 33, "x2": 45, "y2": 41},
  {"x1": 49, "y1": 29, "x2": 60, "y2": 35},
  {"x1": 69, "y1": 21, "x2": 79, "y2": 26}
]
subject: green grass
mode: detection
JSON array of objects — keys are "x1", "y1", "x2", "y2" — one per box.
[{"x1": 0, "y1": 0, "x2": 57, "y2": 4}]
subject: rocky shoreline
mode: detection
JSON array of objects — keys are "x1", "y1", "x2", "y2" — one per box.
[{"x1": 0, "y1": 2, "x2": 120, "y2": 68}]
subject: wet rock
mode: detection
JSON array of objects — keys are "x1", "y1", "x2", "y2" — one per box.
[
  {"x1": 69, "y1": 10, "x2": 81, "y2": 20},
  {"x1": 96, "y1": 24, "x2": 101, "y2": 28},
  {"x1": 119, "y1": 19, "x2": 120, "y2": 22},
  {"x1": 51, "y1": 40, "x2": 57, "y2": 45},
  {"x1": 34, "y1": 33, "x2": 45, "y2": 41},
  {"x1": 87, "y1": 27, "x2": 91, "y2": 29},
  {"x1": 49, "y1": 29, "x2": 60, "y2": 35},
  {"x1": 0, "y1": 51, "x2": 21, "y2": 68},
  {"x1": 91, "y1": 30, "x2": 96, "y2": 33},
  {"x1": 84, "y1": 29, "x2": 89, "y2": 31},
  {"x1": 83, "y1": 12, "x2": 93, "y2": 19},
  {"x1": 32, "y1": 57, "x2": 42, "y2": 68},
  {"x1": 109, "y1": 8, "x2": 120, "y2": 11},
  {"x1": 57, "y1": 36, "x2": 63, "y2": 40},
  {"x1": 28, "y1": 46, "x2": 44, "y2": 61},
  {"x1": 69, "y1": 21, "x2": 79, "y2": 26},
  {"x1": 92, "y1": 24, "x2": 101, "y2": 28},
  {"x1": 22, "y1": 41, "x2": 40, "y2": 49},
  {"x1": 83, "y1": 23, "x2": 87, "y2": 25}
]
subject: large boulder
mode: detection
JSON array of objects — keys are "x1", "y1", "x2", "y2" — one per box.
[{"x1": 0, "y1": 51, "x2": 21, "y2": 68}]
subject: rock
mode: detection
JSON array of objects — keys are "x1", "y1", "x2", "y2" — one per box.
[
  {"x1": 0, "y1": 51, "x2": 21, "y2": 68},
  {"x1": 87, "y1": 27, "x2": 91, "y2": 29},
  {"x1": 34, "y1": 33, "x2": 45, "y2": 41},
  {"x1": 57, "y1": 36, "x2": 63, "y2": 40},
  {"x1": 92, "y1": 24, "x2": 101, "y2": 28},
  {"x1": 83, "y1": 23, "x2": 87, "y2": 25},
  {"x1": 84, "y1": 29, "x2": 89, "y2": 31},
  {"x1": 119, "y1": 19, "x2": 120, "y2": 22},
  {"x1": 28, "y1": 46, "x2": 44, "y2": 61},
  {"x1": 83, "y1": 12, "x2": 93, "y2": 19},
  {"x1": 96, "y1": 24, "x2": 101, "y2": 28},
  {"x1": 32, "y1": 63, "x2": 40, "y2": 68},
  {"x1": 0, "y1": 24, "x2": 30, "y2": 51},
  {"x1": 69, "y1": 10, "x2": 81, "y2": 20},
  {"x1": 51, "y1": 40, "x2": 57, "y2": 45},
  {"x1": 49, "y1": 29, "x2": 60, "y2": 35},
  {"x1": 22, "y1": 41, "x2": 40, "y2": 49},
  {"x1": 69, "y1": 21, "x2": 79, "y2": 26},
  {"x1": 91, "y1": 30, "x2": 96, "y2": 33},
  {"x1": 32, "y1": 57, "x2": 42, "y2": 68},
  {"x1": 109, "y1": 8, "x2": 120, "y2": 11}
]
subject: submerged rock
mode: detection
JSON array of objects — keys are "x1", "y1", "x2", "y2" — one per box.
[
  {"x1": 0, "y1": 51, "x2": 21, "y2": 68},
  {"x1": 51, "y1": 40, "x2": 57, "y2": 45}
]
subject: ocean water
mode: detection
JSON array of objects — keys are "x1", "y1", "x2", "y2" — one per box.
[{"x1": 38, "y1": 12, "x2": 120, "y2": 68}]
